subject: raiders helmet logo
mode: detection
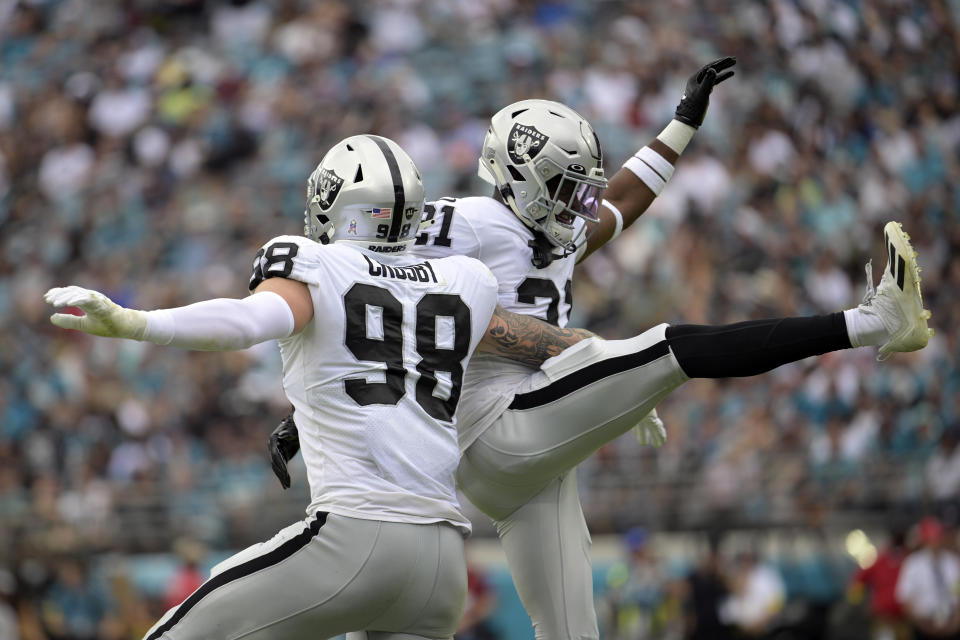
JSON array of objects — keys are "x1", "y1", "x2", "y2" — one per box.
[
  {"x1": 314, "y1": 168, "x2": 344, "y2": 211},
  {"x1": 507, "y1": 123, "x2": 549, "y2": 164}
]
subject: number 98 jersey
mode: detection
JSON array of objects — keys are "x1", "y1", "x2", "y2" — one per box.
[
  {"x1": 411, "y1": 197, "x2": 586, "y2": 451},
  {"x1": 250, "y1": 235, "x2": 499, "y2": 535}
]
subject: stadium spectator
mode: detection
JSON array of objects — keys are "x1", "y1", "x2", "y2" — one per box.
[
  {"x1": 37, "y1": 557, "x2": 105, "y2": 640},
  {"x1": 719, "y1": 549, "x2": 786, "y2": 638},
  {"x1": 598, "y1": 526, "x2": 673, "y2": 640},
  {"x1": 896, "y1": 516, "x2": 960, "y2": 640},
  {"x1": 848, "y1": 526, "x2": 909, "y2": 640},
  {"x1": 162, "y1": 537, "x2": 207, "y2": 612},
  {"x1": 456, "y1": 554, "x2": 500, "y2": 640},
  {"x1": 683, "y1": 535, "x2": 732, "y2": 640}
]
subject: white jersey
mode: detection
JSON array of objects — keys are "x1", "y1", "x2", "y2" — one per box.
[
  {"x1": 411, "y1": 197, "x2": 586, "y2": 450},
  {"x1": 250, "y1": 235, "x2": 499, "y2": 534}
]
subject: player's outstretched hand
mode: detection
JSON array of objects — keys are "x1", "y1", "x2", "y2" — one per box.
[
  {"x1": 45, "y1": 286, "x2": 147, "y2": 339},
  {"x1": 674, "y1": 57, "x2": 736, "y2": 129},
  {"x1": 268, "y1": 412, "x2": 301, "y2": 489},
  {"x1": 634, "y1": 408, "x2": 666, "y2": 447}
]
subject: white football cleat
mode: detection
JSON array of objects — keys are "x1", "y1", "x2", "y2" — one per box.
[{"x1": 858, "y1": 221, "x2": 933, "y2": 359}]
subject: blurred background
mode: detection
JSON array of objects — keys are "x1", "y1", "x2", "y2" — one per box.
[{"x1": 1, "y1": 0, "x2": 959, "y2": 639}]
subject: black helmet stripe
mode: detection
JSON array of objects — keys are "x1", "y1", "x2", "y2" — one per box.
[{"x1": 367, "y1": 135, "x2": 405, "y2": 243}]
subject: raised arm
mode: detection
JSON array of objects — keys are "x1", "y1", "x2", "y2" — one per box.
[
  {"x1": 580, "y1": 57, "x2": 736, "y2": 260},
  {"x1": 477, "y1": 305, "x2": 595, "y2": 367}
]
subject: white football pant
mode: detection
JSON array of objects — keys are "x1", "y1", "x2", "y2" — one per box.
[
  {"x1": 457, "y1": 324, "x2": 688, "y2": 640},
  {"x1": 143, "y1": 513, "x2": 466, "y2": 640}
]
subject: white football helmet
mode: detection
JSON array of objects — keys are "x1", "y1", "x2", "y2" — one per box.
[
  {"x1": 477, "y1": 99, "x2": 607, "y2": 253},
  {"x1": 305, "y1": 135, "x2": 425, "y2": 251}
]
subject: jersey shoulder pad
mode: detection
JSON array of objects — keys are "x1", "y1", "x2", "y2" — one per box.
[
  {"x1": 453, "y1": 196, "x2": 531, "y2": 251},
  {"x1": 440, "y1": 254, "x2": 498, "y2": 295},
  {"x1": 248, "y1": 235, "x2": 320, "y2": 291},
  {"x1": 444, "y1": 253, "x2": 496, "y2": 280},
  {"x1": 411, "y1": 198, "x2": 481, "y2": 259}
]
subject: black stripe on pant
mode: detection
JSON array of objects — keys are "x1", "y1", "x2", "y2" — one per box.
[
  {"x1": 508, "y1": 340, "x2": 670, "y2": 410},
  {"x1": 145, "y1": 511, "x2": 328, "y2": 640}
]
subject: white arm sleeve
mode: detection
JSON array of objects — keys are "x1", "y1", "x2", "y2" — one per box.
[{"x1": 141, "y1": 291, "x2": 296, "y2": 351}]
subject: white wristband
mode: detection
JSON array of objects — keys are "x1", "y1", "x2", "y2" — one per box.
[
  {"x1": 656, "y1": 119, "x2": 696, "y2": 154},
  {"x1": 143, "y1": 291, "x2": 295, "y2": 350},
  {"x1": 636, "y1": 146, "x2": 675, "y2": 182},
  {"x1": 623, "y1": 155, "x2": 667, "y2": 195},
  {"x1": 601, "y1": 199, "x2": 624, "y2": 240}
]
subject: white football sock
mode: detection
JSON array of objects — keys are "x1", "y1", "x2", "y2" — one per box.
[{"x1": 843, "y1": 307, "x2": 889, "y2": 348}]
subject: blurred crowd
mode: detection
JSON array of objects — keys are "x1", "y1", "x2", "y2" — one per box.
[
  {"x1": 597, "y1": 517, "x2": 960, "y2": 640},
  {"x1": 1, "y1": 0, "x2": 959, "y2": 638}
]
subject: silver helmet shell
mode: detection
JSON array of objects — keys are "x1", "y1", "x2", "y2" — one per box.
[
  {"x1": 305, "y1": 135, "x2": 425, "y2": 251},
  {"x1": 477, "y1": 99, "x2": 607, "y2": 252}
]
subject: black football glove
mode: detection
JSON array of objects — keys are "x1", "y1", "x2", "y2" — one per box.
[
  {"x1": 268, "y1": 412, "x2": 301, "y2": 489},
  {"x1": 674, "y1": 57, "x2": 736, "y2": 129}
]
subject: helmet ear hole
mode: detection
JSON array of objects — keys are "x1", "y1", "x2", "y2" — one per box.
[
  {"x1": 354, "y1": 165, "x2": 363, "y2": 183},
  {"x1": 507, "y1": 165, "x2": 526, "y2": 182}
]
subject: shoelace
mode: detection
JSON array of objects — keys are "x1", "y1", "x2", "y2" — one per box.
[
  {"x1": 861, "y1": 259, "x2": 877, "y2": 305},
  {"x1": 860, "y1": 259, "x2": 896, "y2": 362}
]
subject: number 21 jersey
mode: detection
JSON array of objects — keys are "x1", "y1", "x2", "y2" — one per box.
[
  {"x1": 250, "y1": 235, "x2": 499, "y2": 534},
  {"x1": 411, "y1": 196, "x2": 586, "y2": 451}
]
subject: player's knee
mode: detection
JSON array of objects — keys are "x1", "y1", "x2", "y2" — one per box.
[{"x1": 537, "y1": 325, "x2": 670, "y2": 384}]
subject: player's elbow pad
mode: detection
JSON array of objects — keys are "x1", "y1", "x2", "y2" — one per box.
[{"x1": 142, "y1": 292, "x2": 296, "y2": 350}]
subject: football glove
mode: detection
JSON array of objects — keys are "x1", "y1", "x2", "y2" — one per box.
[
  {"x1": 268, "y1": 412, "x2": 301, "y2": 489},
  {"x1": 45, "y1": 286, "x2": 147, "y2": 339},
  {"x1": 633, "y1": 408, "x2": 666, "y2": 448},
  {"x1": 674, "y1": 57, "x2": 736, "y2": 129}
]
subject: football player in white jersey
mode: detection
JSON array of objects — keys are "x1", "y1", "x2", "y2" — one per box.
[
  {"x1": 43, "y1": 135, "x2": 602, "y2": 640},
  {"x1": 269, "y1": 63, "x2": 933, "y2": 640}
]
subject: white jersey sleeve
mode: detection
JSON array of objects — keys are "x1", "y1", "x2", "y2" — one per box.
[{"x1": 248, "y1": 235, "x2": 325, "y2": 291}]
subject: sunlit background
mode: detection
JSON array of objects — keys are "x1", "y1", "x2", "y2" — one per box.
[{"x1": 1, "y1": 1, "x2": 958, "y2": 639}]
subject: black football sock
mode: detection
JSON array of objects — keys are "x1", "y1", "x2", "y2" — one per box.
[{"x1": 665, "y1": 312, "x2": 852, "y2": 378}]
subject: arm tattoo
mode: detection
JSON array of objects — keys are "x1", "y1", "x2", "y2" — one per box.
[{"x1": 479, "y1": 306, "x2": 595, "y2": 367}]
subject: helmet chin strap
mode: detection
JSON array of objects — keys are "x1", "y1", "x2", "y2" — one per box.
[{"x1": 528, "y1": 232, "x2": 558, "y2": 269}]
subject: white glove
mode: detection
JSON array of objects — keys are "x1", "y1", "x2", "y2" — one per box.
[
  {"x1": 45, "y1": 286, "x2": 147, "y2": 340},
  {"x1": 633, "y1": 408, "x2": 666, "y2": 447}
]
